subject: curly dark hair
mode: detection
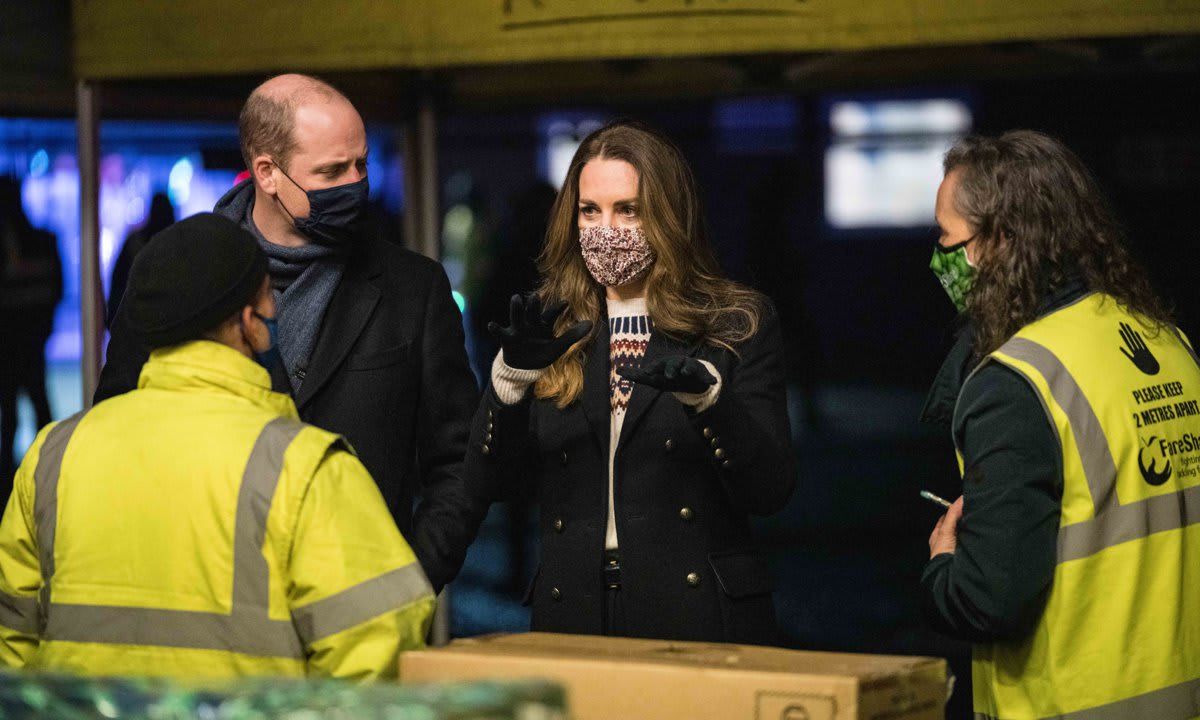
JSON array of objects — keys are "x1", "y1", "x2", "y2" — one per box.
[{"x1": 945, "y1": 130, "x2": 1173, "y2": 358}]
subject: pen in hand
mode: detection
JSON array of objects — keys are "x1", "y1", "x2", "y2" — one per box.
[{"x1": 920, "y1": 490, "x2": 953, "y2": 509}]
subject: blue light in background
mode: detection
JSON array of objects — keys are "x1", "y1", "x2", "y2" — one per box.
[
  {"x1": 167, "y1": 156, "x2": 194, "y2": 206},
  {"x1": 712, "y1": 96, "x2": 799, "y2": 155},
  {"x1": 29, "y1": 148, "x2": 49, "y2": 177},
  {"x1": 451, "y1": 290, "x2": 467, "y2": 314}
]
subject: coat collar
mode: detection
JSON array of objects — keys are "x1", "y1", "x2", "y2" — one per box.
[
  {"x1": 216, "y1": 181, "x2": 383, "y2": 410},
  {"x1": 139, "y1": 340, "x2": 298, "y2": 419},
  {"x1": 581, "y1": 320, "x2": 611, "y2": 455},
  {"x1": 292, "y1": 246, "x2": 382, "y2": 409}
]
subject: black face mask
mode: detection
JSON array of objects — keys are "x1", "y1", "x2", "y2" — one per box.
[{"x1": 273, "y1": 162, "x2": 369, "y2": 247}]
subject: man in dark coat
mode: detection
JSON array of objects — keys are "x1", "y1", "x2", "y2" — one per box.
[{"x1": 97, "y1": 74, "x2": 487, "y2": 593}]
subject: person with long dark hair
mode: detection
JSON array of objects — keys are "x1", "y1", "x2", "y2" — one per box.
[
  {"x1": 465, "y1": 120, "x2": 796, "y2": 644},
  {"x1": 920, "y1": 131, "x2": 1199, "y2": 718}
]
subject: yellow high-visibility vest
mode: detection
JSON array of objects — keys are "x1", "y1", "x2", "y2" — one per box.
[
  {"x1": 0, "y1": 341, "x2": 435, "y2": 681},
  {"x1": 955, "y1": 293, "x2": 1200, "y2": 719}
]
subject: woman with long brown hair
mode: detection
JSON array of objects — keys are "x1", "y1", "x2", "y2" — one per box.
[
  {"x1": 920, "y1": 131, "x2": 1199, "y2": 719},
  {"x1": 466, "y1": 120, "x2": 796, "y2": 644}
]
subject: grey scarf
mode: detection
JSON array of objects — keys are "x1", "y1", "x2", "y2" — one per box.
[{"x1": 242, "y1": 202, "x2": 344, "y2": 393}]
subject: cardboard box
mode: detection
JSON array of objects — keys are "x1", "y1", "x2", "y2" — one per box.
[{"x1": 401, "y1": 632, "x2": 946, "y2": 720}]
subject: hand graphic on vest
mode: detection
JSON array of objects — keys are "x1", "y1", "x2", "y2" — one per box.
[
  {"x1": 488, "y1": 294, "x2": 593, "y2": 370},
  {"x1": 1118, "y1": 322, "x2": 1160, "y2": 375},
  {"x1": 619, "y1": 356, "x2": 716, "y2": 395}
]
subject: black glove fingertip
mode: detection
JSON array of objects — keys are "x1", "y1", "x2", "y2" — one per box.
[
  {"x1": 566, "y1": 320, "x2": 593, "y2": 343},
  {"x1": 541, "y1": 300, "x2": 569, "y2": 326}
]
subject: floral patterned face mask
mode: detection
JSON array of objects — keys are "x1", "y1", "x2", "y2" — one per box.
[{"x1": 578, "y1": 226, "x2": 656, "y2": 288}]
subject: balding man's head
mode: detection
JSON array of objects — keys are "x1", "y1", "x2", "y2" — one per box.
[{"x1": 238, "y1": 74, "x2": 354, "y2": 171}]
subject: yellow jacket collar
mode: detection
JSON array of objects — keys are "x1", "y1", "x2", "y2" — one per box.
[{"x1": 138, "y1": 341, "x2": 298, "y2": 419}]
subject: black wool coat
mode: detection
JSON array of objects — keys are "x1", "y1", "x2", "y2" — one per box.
[
  {"x1": 466, "y1": 302, "x2": 797, "y2": 644},
  {"x1": 96, "y1": 226, "x2": 485, "y2": 594}
]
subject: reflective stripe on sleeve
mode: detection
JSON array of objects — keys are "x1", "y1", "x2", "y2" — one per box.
[{"x1": 291, "y1": 562, "x2": 435, "y2": 645}]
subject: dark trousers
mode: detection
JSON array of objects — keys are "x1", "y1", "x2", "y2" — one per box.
[{"x1": 0, "y1": 333, "x2": 53, "y2": 500}]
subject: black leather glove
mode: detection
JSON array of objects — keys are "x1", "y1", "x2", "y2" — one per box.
[
  {"x1": 488, "y1": 294, "x2": 593, "y2": 370},
  {"x1": 619, "y1": 356, "x2": 716, "y2": 395}
]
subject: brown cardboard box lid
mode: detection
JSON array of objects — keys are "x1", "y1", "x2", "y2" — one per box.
[
  {"x1": 402, "y1": 633, "x2": 946, "y2": 720},
  {"x1": 410, "y1": 632, "x2": 940, "y2": 680}
]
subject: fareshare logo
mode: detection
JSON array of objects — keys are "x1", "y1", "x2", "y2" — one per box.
[{"x1": 1138, "y1": 436, "x2": 1173, "y2": 486}]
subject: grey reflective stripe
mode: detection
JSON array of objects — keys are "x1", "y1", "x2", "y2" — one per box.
[
  {"x1": 1059, "y1": 482, "x2": 1200, "y2": 563},
  {"x1": 1000, "y1": 338, "x2": 1120, "y2": 516},
  {"x1": 953, "y1": 358, "x2": 1066, "y2": 469},
  {"x1": 41, "y1": 416, "x2": 309, "y2": 659},
  {"x1": 973, "y1": 674, "x2": 1200, "y2": 720},
  {"x1": 232, "y1": 416, "x2": 304, "y2": 616},
  {"x1": 292, "y1": 563, "x2": 434, "y2": 645},
  {"x1": 42, "y1": 603, "x2": 302, "y2": 657},
  {"x1": 33, "y1": 411, "x2": 87, "y2": 627},
  {"x1": 993, "y1": 336, "x2": 1200, "y2": 563},
  {"x1": 0, "y1": 590, "x2": 39, "y2": 634}
]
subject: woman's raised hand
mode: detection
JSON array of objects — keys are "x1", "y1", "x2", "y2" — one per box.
[{"x1": 488, "y1": 294, "x2": 593, "y2": 370}]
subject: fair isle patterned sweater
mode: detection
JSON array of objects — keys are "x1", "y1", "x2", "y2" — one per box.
[{"x1": 604, "y1": 297, "x2": 652, "y2": 549}]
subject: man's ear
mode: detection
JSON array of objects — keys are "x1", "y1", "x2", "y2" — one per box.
[
  {"x1": 240, "y1": 305, "x2": 258, "y2": 336},
  {"x1": 252, "y1": 155, "x2": 277, "y2": 195}
]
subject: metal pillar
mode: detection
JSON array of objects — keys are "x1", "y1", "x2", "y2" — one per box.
[
  {"x1": 76, "y1": 80, "x2": 103, "y2": 408},
  {"x1": 403, "y1": 89, "x2": 441, "y2": 261},
  {"x1": 402, "y1": 84, "x2": 450, "y2": 646},
  {"x1": 415, "y1": 93, "x2": 441, "y2": 262}
]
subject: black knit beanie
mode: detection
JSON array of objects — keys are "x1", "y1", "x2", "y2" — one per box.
[{"x1": 125, "y1": 212, "x2": 268, "y2": 349}]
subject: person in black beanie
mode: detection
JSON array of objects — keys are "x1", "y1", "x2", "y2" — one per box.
[
  {"x1": 0, "y1": 212, "x2": 436, "y2": 678},
  {"x1": 123, "y1": 212, "x2": 270, "y2": 349}
]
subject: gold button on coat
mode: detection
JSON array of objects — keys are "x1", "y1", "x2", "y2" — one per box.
[
  {"x1": 686, "y1": 572, "x2": 701, "y2": 587},
  {"x1": 679, "y1": 507, "x2": 694, "y2": 521}
]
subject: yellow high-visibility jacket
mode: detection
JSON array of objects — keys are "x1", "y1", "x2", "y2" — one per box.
[
  {"x1": 961, "y1": 294, "x2": 1200, "y2": 719},
  {"x1": 0, "y1": 341, "x2": 435, "y2": 681}
]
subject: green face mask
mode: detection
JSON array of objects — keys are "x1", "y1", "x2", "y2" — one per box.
[{"x1": 929, "y1": 240, "x2": 976, "y2": 312}]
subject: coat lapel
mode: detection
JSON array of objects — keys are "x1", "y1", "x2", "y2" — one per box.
[
  {"x1": 616, "y1": 331, "x2": 703, "y2": 452},
  {"x1": 294, "y1": 259, "x2": 381, "y2": 410},
  {"x1": 581, "y1": 320, "x2": 611, "y2": 457}
]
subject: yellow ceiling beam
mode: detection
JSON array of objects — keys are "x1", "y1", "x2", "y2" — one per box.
[{"x1": 73, "y1": 0, "x2": 1200, "y2": 80}]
